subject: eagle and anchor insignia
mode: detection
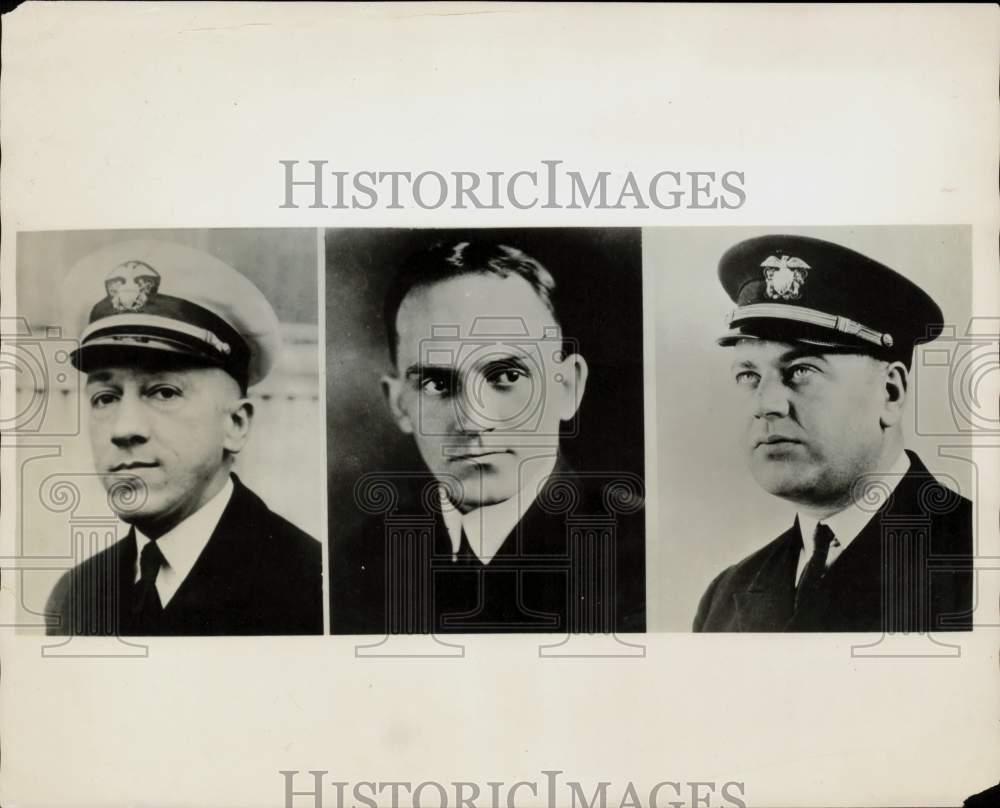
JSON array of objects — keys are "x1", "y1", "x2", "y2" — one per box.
[
  {"x1": 761, "y1": 254, "x2": 809, "y2": 301},
  {"x1": 104, "y1": 261, "x2": 161, "y2": 312}
]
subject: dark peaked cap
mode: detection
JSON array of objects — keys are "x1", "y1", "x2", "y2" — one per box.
[{"x1": 716, "y1": 234, "x2": 944, "y2": 365}]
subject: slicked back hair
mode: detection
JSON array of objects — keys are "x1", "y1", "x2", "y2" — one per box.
[{"x1": 383, "y1": 241, "x2": 561, "y2": 367}]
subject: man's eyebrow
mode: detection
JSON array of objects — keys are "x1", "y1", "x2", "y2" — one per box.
[
  {"x1": 403, "y1": 364, "x2": 457, "y2": 379},
  {"x1": 731, "y1": 359, "x2": 758, "y2": 371},
  {"x1": 482, "y1": 355, "x2": 531, "y2": 371},
  {"x1": 85, "y1": 371, "x2": 115, "y2": 385},
  {"x1": 778, "y1": 347, "x2": 831, "y2": 364},
  {"x1": 404, "y1": 352, "x2": 533, "y2": 380}
]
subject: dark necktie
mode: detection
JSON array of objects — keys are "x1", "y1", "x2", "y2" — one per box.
[
  {"x1": 795, "y1": 523, "x2": 835, "y2": 611},
  {"x1": 132, "y1": 540, "x2": 166, "y2": 634}
]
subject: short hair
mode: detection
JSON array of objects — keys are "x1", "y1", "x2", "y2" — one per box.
[{"x1": 383, "y1": 240, "x2": 560, "y2": 366}]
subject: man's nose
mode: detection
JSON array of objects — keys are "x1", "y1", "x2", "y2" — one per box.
[
  {"x1": 753, "y1": 374, "x2": 791, "y2": 418},
  {"x1": 454, "y1": 377, "x2": 503, "y2": 434},
  {"x1": 109, "y1": 393, "x2": 151, "y2": 447}
]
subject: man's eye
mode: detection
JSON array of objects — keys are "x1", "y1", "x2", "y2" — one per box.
[
  {"x1": 89, "y1": 391, "x2": 119, "y2": 409},
  {"x1": 419, "y1": 377, "x2": 452, "y2": 396},
  {"x1": 486, "y1": 367, "x2": 526, "y2": 388},
  {"x1": 734, "y1": 371, "x2": 759, "y2": 386},
  {"x1": 786, "y1": 365, "x2": 817, "y2": 383},
  {"x1": 147, "y1": 386, "x2": 182, "y2": 401}
]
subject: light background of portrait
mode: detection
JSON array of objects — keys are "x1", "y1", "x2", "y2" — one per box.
[
  {"x1": 14, "y1": 228, "x2": 323, "y2": 624},
  {"x1": 647, "y1": 226, "x2": 974, "y2": 631},
  {"x1": 325, "y1": 228, "x2": 645, "y2": 598}
]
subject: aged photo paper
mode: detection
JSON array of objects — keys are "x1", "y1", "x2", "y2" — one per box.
[{"x1": 1, "y1": 4, "x2": 998, "y2": 807}]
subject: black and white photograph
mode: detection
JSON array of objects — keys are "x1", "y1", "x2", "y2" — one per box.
[
  {"x1": 648, "y1": 226, "x2": 977, "y2": 633},
  {"x1": 2, "y1": 5, "x2": 997, "y2": 808},
  {"x1": 326, "y1": 228, "x2": 646, "y2": 635},
  {"x1": 14, "y1": 229, "x2": 325, "y2": 636}
]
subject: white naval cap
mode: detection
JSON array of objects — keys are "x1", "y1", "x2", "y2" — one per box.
[{"x1": 61, "y1": 239, "x2": 281, "y2": 389}]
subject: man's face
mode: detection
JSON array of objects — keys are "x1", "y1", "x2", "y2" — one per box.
[
  {"x1": 384, "y1": 273, "x2": 587, "y2": 512},
  {"x1": 85, "y1": 362, "x2": 251, "y2": 535},
  {"x1": 730, "y1": 340, "x2": 892, "y2": 509}
]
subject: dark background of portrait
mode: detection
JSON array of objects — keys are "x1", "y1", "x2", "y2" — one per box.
[{"x1": 325, "y1": 227, "x2": 644, "y2": 582}]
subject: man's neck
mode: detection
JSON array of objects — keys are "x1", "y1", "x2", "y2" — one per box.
[
  {"x1": 440, "y1": 454, "x2": 558, "y2": 564},
  {"x1": 798, "y1": 446, "x2": 908, "y2": 521}
]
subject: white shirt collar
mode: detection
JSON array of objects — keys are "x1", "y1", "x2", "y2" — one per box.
[
  {"x1": 440, "y1": 454, "x2": 558, "y2": 565},
  {"x1": 796, "y1": 451, "x2": 911, "y2": 581},
  {"x1": 133, "y1": 476, "x2": 234, "y2": 606}
]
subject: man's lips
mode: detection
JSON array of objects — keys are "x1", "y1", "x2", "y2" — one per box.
[
  {"x1": 109, "y1": 461, "x2": 160, "y2": 472},
  {"x1": 754, "y1": 436, "x2": 802, "y2": 449},
  {"x1": 447, "y1": 449, "x2": 512, "y2": 461}
]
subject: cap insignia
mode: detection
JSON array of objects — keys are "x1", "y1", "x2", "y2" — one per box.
[
  {"x1": 105, "y1": 261, "x2": 161, "y2": 312},
  {"x1": 762, "y1": 254, "x2": 809, "y2": 301}
]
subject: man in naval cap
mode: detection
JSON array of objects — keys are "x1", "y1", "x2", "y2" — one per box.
[
  {"x1": 693, "y1": 234, "x2": 972, "y2": 633},
  {"x1": 46, "y1": 240, "x2": 323, "y2": 636}
]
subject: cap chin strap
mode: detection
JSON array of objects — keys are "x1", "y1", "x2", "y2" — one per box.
[
  {"x1": 726, "y1": 303, "x2": 893, "y2": 348},
  {"x1": 81, "y1": 313, "x2": 232, "y2": 356}
]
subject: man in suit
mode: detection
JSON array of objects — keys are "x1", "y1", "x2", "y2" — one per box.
[
  {"x1": 332, "y1": 240, "x2": 645, "y2": 634},
  {"x1": 694, "y1": 234, "x2": 973, "y2": 632},
  {"x1": 46, "y1": 240, "x2": 323, "y2": 636}
]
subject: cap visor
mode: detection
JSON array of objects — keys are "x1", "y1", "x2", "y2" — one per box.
[
  {"x1": 71, "y1": 336, "x2": 225, "y2": 374},
  {"x1": 717, "y1": 323, "x2": 878, "y2": 352}
]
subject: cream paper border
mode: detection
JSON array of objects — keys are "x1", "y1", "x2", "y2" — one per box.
[{"x1": 2, "y1": 3, "x2": 998, "y2": 807}]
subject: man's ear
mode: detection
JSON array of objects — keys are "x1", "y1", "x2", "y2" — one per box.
[
  {"x1": 381, "y1": 374, "x2": 414, "y2": 434},
  {"x1": 554, "y1": 352, "x2": 589, "y2": 421},
  {"x1": 879, "y1": 360, "x2": 909, "y2": 429},
  {"x1": 222, "y1": 398, "x2": 254, "y2": 454}
]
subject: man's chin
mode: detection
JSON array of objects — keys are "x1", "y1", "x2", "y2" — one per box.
[
  {"x1": 450, "y1": 481, "x2": 518, "y2": 513},
  {"x1": 439, "y1": 459, "x2": 528, "y2": 509},
  {"x1": 103, "y1": 480, "x2": 159, "y2": 518},
  {"x1": 750, "y1": 460, "x2": 817, "y2": 501}
]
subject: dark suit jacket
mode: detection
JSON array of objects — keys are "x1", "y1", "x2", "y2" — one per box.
[
  {"x1": 693, "y1": 452, "x2": 973, "y2": 632},
  {"x1": 331, "y1": 464, "x2": 646, "y2": 634},
  {"x1": 46, "y1": 474, "x2": 323, "y2": 636}
]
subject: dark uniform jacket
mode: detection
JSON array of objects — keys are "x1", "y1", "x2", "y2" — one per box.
[
  {"x1": 331, "y1": 463, "x2": 646, "y2": 635},
  {"x1": 46, "y1": 474, "x2": 323, "y2": 636},
  {"x1": 694, "y1": 452, "x2": 973, "y2": 633}
]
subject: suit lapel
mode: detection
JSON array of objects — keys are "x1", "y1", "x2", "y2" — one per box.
[
  {"x1": 733, "y1": 524, "x2": 800, "y2": 631},
  {"x1": 478, "y1": 456, "x2": 572, "y2": 562},
  {"x1": 115, "y1": 528, "x2": 139, "y2": 633},
  {"x1": 162, "y1": 475, "x2": 261, "y2": 624}
]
